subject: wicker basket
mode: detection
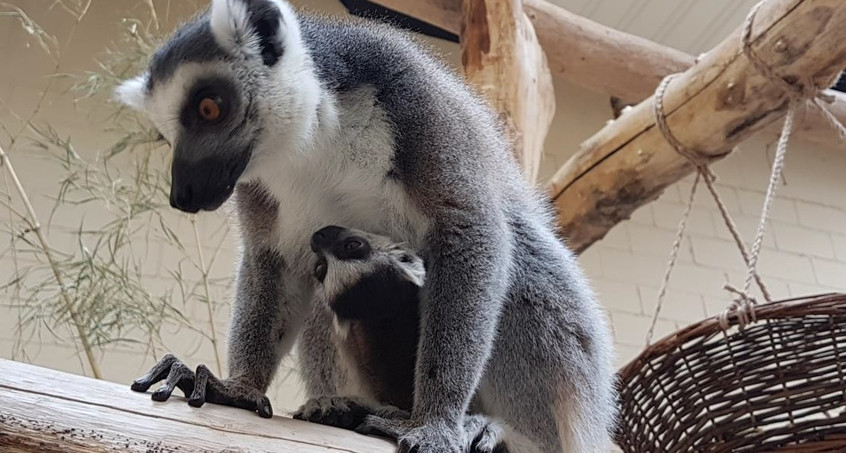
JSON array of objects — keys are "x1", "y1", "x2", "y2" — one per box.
[{"x1": 615, "y1": 293, "x2": 846, "y2": 452}]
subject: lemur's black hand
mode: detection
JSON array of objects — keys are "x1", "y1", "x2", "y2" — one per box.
[
  {"x1": 131, "y1": 354, "x2": 273, "y2": 418},
  {"x1": 131, "y1": 353, "x2": 196, "y2": 399}
]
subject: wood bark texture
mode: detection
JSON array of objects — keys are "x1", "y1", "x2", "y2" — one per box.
[
  {"x1": 546, "y1": 0, "x2": 846, "y2": 253},
  {"x1": 371, "y1": 0, "x2": 846, "y2": 150},
  {"x1": 460, "y1": 0, "x2": 555, "y2": 184},
  {"x1": 0, "y1": 359, "x2": 394, "y2": 452}
]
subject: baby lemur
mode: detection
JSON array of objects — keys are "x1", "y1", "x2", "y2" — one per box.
[{"x1": 297, "y1": 225, "x2": 507, "y2": 453}]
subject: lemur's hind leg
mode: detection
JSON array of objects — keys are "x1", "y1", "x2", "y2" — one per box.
[
  {"x1": 293, "y1": 394, "x2": 508, "y2": 453},
  {"x1": 297, "y1": 302, "x2": 349, "y2": 396}
]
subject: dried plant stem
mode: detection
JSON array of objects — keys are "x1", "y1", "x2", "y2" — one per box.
[
  {"x1": 0, "y1": 143, "x2": 102, "y2": 379},
  {"x1": 192, "y1": 218, "x2": 223, "y2": 375}
]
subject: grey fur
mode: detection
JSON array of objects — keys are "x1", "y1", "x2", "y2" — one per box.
[
  {"x1": 120, "y1": 1, "x2": 617, "y2": 451},
  {"x1": 146, "y1": 12, "x2": 229, "y2": 91},
  {"x1": 296, "y1": 227, "x2": 506, "y2": 453}
]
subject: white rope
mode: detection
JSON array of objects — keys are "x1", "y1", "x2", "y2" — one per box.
[
  {"x1": 645, "y1": 172, "x2": 700, "y2": 346},
  {"x1": 647, "y1": 74, "x2": 771, "y2": 343},
  {"x1": 647, "y1": 0, "x2": 846, "y2": 337},
  {"x1": 716, "y1": 0, "x2": 846, "y2": 329},
  {"x1": 743, "y1": 107, "x2": 793, "y2": 296}
]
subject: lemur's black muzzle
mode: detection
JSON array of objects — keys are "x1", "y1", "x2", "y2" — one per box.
[
  {"x1": 170, "y1": 154, "x2": 248, "y2": 213},
  {"x1": 311, "y1": 226, "x2": 345, "y2": 283},
  {"x1": 311, "y1": 226, "x2": 345, "y2": 252}
]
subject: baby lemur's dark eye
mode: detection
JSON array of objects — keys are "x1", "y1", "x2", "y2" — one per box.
[
  {"x1": 399, "y1": 254, "x2": 413, "y2": 263},
  {"x1": 344, "y1": 239, "x2": 363, "y2": 251}
]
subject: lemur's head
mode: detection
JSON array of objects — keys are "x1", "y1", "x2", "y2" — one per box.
[
  {"x1": 310, "y1": 226, "x2": 425, "y2": 321},
  {"x1": 115, "y1": 0, "x2": 320, "y2": 213}
]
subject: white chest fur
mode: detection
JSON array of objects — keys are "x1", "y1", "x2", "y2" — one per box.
[{"x1": 242, "y1": 86, "x2": 429, "y2": 274}]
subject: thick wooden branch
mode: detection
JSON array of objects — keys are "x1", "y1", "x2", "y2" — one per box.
[
  {"x1": 546, "y1": 0, "x2": 846, "y2": 253},
  {"x1": 371, "y1": 0, "x2": 846, "y2": 150},
  {"x1": 0, "y1": 359, "x2": 394, "y2": 452},
  {"x1": 460, "y1": 0, "x2": 555, "y2": 183}
]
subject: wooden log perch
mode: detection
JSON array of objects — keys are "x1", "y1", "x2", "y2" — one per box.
[
  {"x1": 547, "y1": 0, "x2": 846, "y2": 253},
  {"x1": 0, "y1": 359, "x2": 394, "y2": 452},
  {"x1": 371, "y1": 0, "x2": 846, "y2": 150},
  {"x1": 460, "y1": 0, "x2": 555, "y2": 184}
]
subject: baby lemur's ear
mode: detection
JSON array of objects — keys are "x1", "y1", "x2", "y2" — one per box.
[
  {"x1": 210, "y1": 0, "x2": 295, "y2": 66},
  {"x1": 394, "y1": 253, "x2": 425, "y2": 288}
]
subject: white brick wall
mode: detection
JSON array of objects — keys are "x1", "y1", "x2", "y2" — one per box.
[
  {"x1": 2, "y1": 0, "x2": 845, "y2": 425},
  {"x1": 575, "y1": 134, "x2": 846, "y2": 371}
]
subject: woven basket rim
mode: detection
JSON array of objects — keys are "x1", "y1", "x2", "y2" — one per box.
[{"x1": 618, "y1": 292, "x2": 846, "y2": 381}]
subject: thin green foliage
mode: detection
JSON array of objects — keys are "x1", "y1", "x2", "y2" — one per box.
[{"x1": 0, "y1": 2, "x2": 229, "y2": 376}]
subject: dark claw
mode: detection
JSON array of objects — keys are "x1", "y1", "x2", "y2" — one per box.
[
  {"x1": 188, "y1": 364, "x2": 209, "y2": 407},
  {"x1": 151, "y1": 386, "x2": 174, "y2": 402},
  {"x1": 258, "y1": 396, "x2": 273, "y2": 418}
]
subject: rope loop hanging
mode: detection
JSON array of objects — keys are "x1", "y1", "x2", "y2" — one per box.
[
  {"x1": 645, "y1": 0, "x2": 846, "y2": 342},
  {"x1": 619, "y1": 0, "x2": 846, "y2": 450}
]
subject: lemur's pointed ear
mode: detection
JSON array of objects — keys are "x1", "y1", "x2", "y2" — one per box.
[
  {"x1": 210, "y1": 0, "x2": 292, "y2": 66},
  {"x1": 114, "y1": 73, "x2": 149, "y2": 110}
]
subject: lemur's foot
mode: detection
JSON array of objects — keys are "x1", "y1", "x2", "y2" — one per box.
[
  {"x1": 462, "y1": 415, "x2": 510, "y2": 453},
  {"x1": 292, "y1": 395, "x2": 409, "y2": 431},
  {"x1": 356, "y1": 416, "x2": 464, "y2": 453},
  {"x1": 131, "y1": 354, "x2": 272, "y2": 418},
  {"x1": 356, "y1": 414, "x2": 507, "y2": 453}
]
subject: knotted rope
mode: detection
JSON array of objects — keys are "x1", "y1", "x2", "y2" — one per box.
[{"x1": 646, "y1": 0, "x2": 846, "y2": 343}]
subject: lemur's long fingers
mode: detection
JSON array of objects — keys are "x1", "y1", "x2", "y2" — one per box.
[
  {"x1": 373, "y1": 404, "x2": 411, "y2": 420},
  {"x1": 355, "y1": 414, "x2": 411, "y2": 438},
  {"x1": 196, "y1": 366, "x2": 273, "y2": 418},
  {"x1": 150, "y1": 359, "x2": 195, "y2": 402},
  {"x1": 187, "y1": 364, "x2": 210, "y2": 408},
  {"x1": 131, "y1": 353, "x2": 182, "y2": 393}
]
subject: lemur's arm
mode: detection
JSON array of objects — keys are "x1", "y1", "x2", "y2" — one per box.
[
  {"x1": 131, "y1": 245, "x2": 307, "y2": 418},
  {"x1": 227, "y1": 247, "x2": 304, "y2": 392},
  {"x1": 353, "y1": 79, "x2": 514, "y2": 450},
  {"x1": 415, "y1": 203, "x2": 511, "y2": 421}
]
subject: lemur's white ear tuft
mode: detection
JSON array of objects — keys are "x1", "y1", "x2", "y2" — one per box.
[
  {"x1": 210, "y1": 0, "x2": 253, "y2": 51},
  {"x1": 114, "y1": 74, "x2": 148, "y2": 110},
  {"x1": 210, "y1": 0, "x2": 294, "y2": 66}
]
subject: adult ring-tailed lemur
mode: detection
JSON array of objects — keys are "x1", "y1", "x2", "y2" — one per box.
[{"x1": 119, "y1": 0, "x2": 617, "y2": 451}]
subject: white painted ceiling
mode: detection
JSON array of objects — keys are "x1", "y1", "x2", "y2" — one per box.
[{"x1": 547, "y1": 0, "x2": 761, "y2": 55}]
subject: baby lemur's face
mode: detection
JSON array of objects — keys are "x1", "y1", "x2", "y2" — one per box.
[{"x1": 310, "y1": 226, "x2": 425, "y2": 318}]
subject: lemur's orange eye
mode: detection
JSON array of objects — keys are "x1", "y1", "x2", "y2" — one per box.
[{"x1": 198, "y1": 97, "x2": 221, "y2": 121}]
